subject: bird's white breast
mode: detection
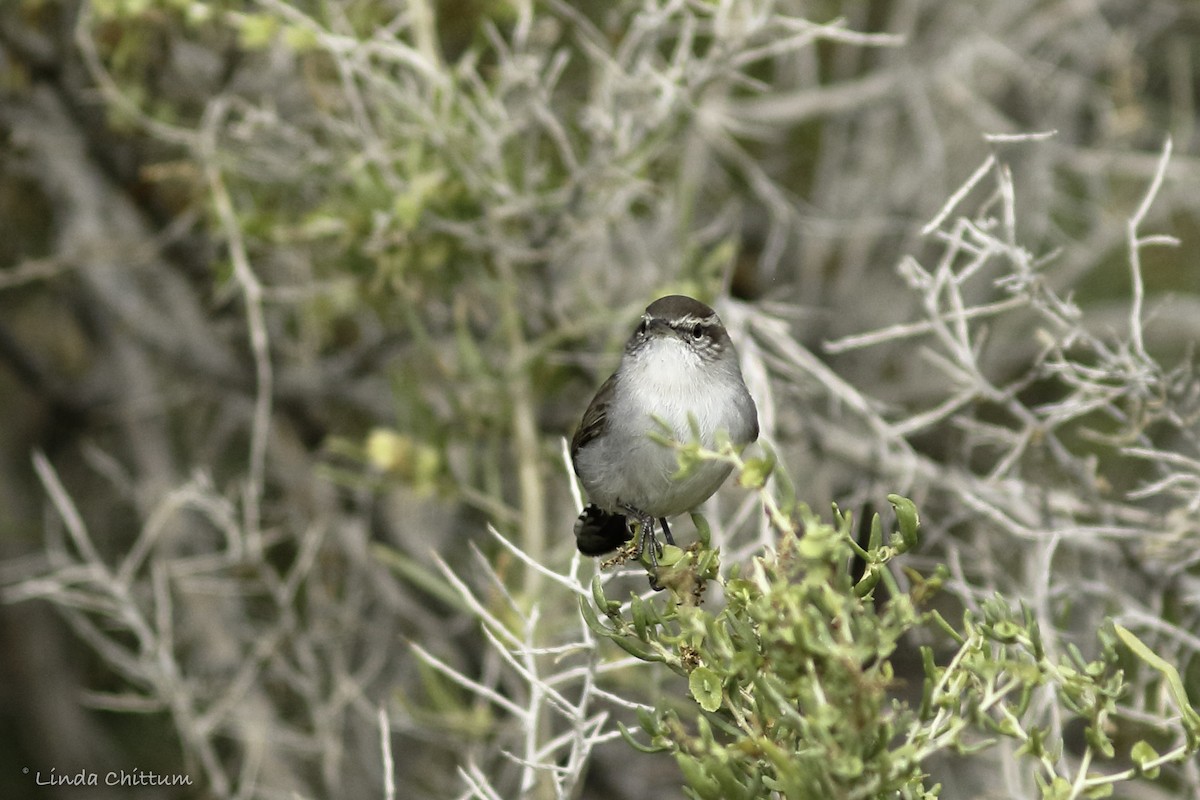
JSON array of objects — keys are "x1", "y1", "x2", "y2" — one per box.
[{"x1": 575, "y1": 337, "x2": 753, "y2": 516}]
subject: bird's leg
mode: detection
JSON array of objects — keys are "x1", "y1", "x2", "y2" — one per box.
[
  {"x1": 625, "y1": 508, "x2": 659, "y2": 562},
  {"x1": 621, "y1": 506, "x2": 664, "y2": 589},
  {"x1": 658, "y1": 517, "x2": 675, "y2": 547}
]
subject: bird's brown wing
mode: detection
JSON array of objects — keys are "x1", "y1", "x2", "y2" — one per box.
[{"x1": 570, "y1": 372, "x2": 617, "y2": 472}]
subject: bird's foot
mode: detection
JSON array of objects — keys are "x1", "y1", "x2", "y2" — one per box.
[{"x1": 622, "y1": 506, "x2": 666, "y2": 590}]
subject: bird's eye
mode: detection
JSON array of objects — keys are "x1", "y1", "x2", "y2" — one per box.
[{"x1": 690, "y1": 323, "x2": 704, "y2": 339}]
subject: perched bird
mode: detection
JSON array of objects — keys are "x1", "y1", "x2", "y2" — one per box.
[{"x1": 570, "y1": 295, "x2": 759, "y2": 577}]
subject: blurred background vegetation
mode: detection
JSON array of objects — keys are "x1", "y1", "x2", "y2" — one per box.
[{"x1": 1, "y1": 0, "x2": 1198, "y2": 798}]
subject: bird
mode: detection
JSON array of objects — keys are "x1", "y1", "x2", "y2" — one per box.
[{"x1": 570, "y1": 295, "x2": 759, "y2": 582}]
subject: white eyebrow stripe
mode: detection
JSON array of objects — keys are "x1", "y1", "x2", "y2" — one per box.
[{"x1": 669, "y1": 315, "x2": 717, "y2": 326}]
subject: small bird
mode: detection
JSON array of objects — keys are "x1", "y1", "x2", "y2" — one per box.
[{"x1": 570, "y1": 295, "x2": 759, "y2": 578}]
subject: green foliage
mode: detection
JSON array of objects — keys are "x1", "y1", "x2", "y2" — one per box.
[{"x1": 583, "y1": 490, "x2": 1200, "y2": 799}]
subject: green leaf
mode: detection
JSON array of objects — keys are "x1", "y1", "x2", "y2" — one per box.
[
  {"x1": 658, "y1": 544, "x2": 684, "y2": 567},
  {"x1": 577, "y1": 593, "x2": 608, "y2": 636},
  {"x1": 928, "y1": 609, "x2": 966, "y2": 644},
  {"x1": 1084, "y1": 725, "x2": 1115, "y2": 759},
  {"x1": 868, "y1": 512, "x2": 884, "y2": 551},
  {"x1": 739, "y1": 451, "x2": 776, "y2": 489},
  {"x1": 677, "y1": 753, "x2": 722, "y2": 799},
  {"x1": 612, "y1": 632, "x2": 664, "y2": 662},
  {"x1": 591, "y1": 575, "x2": 619, "y2": 617},
  {"x1": 618, "y1": 720, "x2": 669, "y2": 753},
  {"x1": 631, "y1": 594, "x2": 652, "y2": 640},
  {"x1": 1131, "y1": 740, "x2": 1160, "y2": 778},
  {"x1": 689, "y1": 666, "x2": 723, "y2": 712},
  {"x1": 1040, "y1": 775, "x2": 1072, "y2": 800},
  {"x1": 691, "y1": 512, "x2": 713, "y2": 547},
  {"x1": 918, "y1": 645, "x2": 937, "y2": 720},
  {"x1": 1114, "y1": 624, "x2": 1200, "y2": 747},
  {"x1": 853, "y1": 567, "x2": 881, "y2": 598},
  {"x1": 888, "y1": 494, "x2": 920, "y2": 551},
  {"x1": 1016, "y1": 725, "x2": 1047, "y2": 759},
  {"x1": 991, "y1": 620, "x2": 1022, "y2": 643},
  {"x1": 694, "y1": 545, "x2": 721, "y2": 580},
  {"x1": 797, "y1": 528, "x2": 834, "y2": 560}
]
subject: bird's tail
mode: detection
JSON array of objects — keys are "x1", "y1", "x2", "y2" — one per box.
[{"x1": 573, "y1": 504, "x2": 631, "y2": 555}]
